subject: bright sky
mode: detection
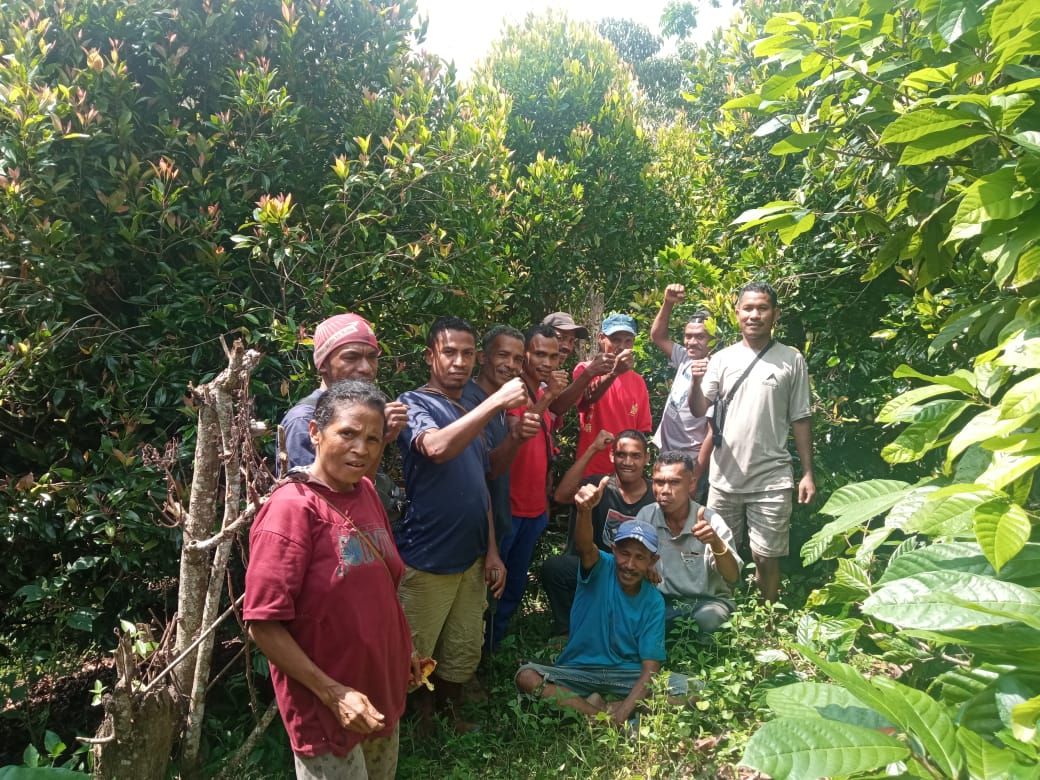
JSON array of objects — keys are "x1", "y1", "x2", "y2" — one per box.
[{"x1": 413, "y1": 0, "x2": 737, "y2": 77}]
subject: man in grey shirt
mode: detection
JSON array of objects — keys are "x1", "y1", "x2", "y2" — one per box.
[
  {"x1": 688, "y1": 281, "x2": 815, "y2": 603},
  {"x1": 637, "y1": 451, "x2": 741, "y2": 636},
  {"x1": 649, "y1": 284, "x2": 713, "y2": 498}
]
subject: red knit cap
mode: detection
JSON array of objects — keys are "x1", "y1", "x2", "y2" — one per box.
[{"x1": 312, "y1": 314, "x2": 379, "y2": 369}]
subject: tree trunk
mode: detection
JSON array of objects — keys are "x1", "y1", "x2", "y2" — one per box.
[{"x1": 93, "y1": 340, "x2": 266, "y2": 779}]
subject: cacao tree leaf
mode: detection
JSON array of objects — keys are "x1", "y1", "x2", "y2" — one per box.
[
  {"x1": 879, "y1": 108, "x2": 977, "y2": 144},
  {"x1": 877, "y1": 382, "x2": 960, "y2": 423},
  {"x1": 765, "y1": 682, "x2": 893, "y2": 730},
  {"x1": 881, "y1": 399, "x2": 972, "y2": 463},
  {"x1": 974, "y1": 499, "x2": 1031, "y2": 572},
  {"x1": 864, "y1": 570, "x2": 1040, "y2": 630},
  {"x1": 958, "y1": 726, "x2": 1015, "y2": 780},
  {"x1": 948, "y1": 167, "x2": 1030, "y2": 244},
  {"x1": 878, "y1": 541, "x2": 994, "y2": 584},
  {"x1": 898, "y1": 128, "x2": 990, "y2": 166},
  {"x1": 741, "y1": 717, "x2": 907, "y2": 780},
  {"x1": 947, "y1": 406, "x2": 1034, "y2": 467},
  {"x1": 892, "y1": 364, "x2": 977, "y2": 394}
]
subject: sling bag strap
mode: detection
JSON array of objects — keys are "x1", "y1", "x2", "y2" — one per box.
[{"x1": 720, "y1": 339, "x2": 775, "y2": 406}]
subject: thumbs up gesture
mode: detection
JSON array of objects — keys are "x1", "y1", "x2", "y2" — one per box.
[{"x1": 575, "y1": 475, "x2": 611, "y2": 512}]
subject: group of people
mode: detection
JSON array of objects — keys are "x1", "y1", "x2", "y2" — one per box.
[{"x1": 243, "y1": 281, "x2": 815, "y2": 778}]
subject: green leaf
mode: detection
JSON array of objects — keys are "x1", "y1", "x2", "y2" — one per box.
[
  {"x1": 893, "y1": 364, "x2": 977, "y2": 394},
  {"x1": 898, "y1": 128, "x2": 991, "y2": 166},
  {"x1": 863, "y1": 570, "x2": 1040, "y2": 630},
  {"x1": 731, "y1": 201, "x2": 799, "y2": 226},
  {"x1": 879, "y1": 108, "x2": 978, "y2": 144},
  {"x1": 996, "y1": 334, "x2": 1040, "y2": 369},
  {"x1": 948, "y1": 167, "x2": 1031, "y2": 244},
  {"x1": 1011, "y1": 694, "x2": 1039, "y2": 743},
  {"x1": 959, "y1": 726, "x2": 1015, "y2": 780},
  {"x1": 741, "y1": 718, "x2": 908, "y2": 780},
  {"x1": 871, "y1": 676, "x2": 962, "y2": 778},
  {"x1": 878, "y1": 541, "x2": 994, "y2": 585},
  {"x1": 777, "y1": 211, "x2": 815, "y2": 244},
  {"x1": 947, "y1": 406, "x2": 1035, "y2": 468},
  {"x1": 819, "y1": 479, "x2": 913, "y2": 517},
  {"x1": 881, "y1": 399, "x2": 972, "y2": 464},
  {"x1": 877, "y1": 383, "x2": 960, "y2": 423},
  {"x1": 936, "y1": 0, "x2": 982, "y2": 44},
  {"x1": 976, "y1": 451, "x2": 1040, "y2": 492},
  {"x1": 1010, "y1": 130, "x2": 1040, "y2": 154},
  {"x1": 770, "y1": 132, "x2": 823, "y2": 156},
  {"x1": 765, "y1": 683, "x2": 893, "y2": 730},
  {"x1": 1012, "y1": 244, "x2": 1040, "y2": 287},
  {"x1": 999, "y1": 373, "x2": 1040, "y2": 419},
  {"x1": 974, "y1": 499, "x2": 1031, "y2": 572},
  {"x1": 721, "y1": 93, "x2": 765, "y2": 111}
]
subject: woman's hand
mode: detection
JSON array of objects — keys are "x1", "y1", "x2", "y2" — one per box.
[{"x1": 323, "y1": 684, "x2": 385, "y2": 734}]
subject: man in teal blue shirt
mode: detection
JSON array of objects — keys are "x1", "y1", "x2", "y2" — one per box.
[{"x1": 515, "y1": 477, "x2": 689, "y2": 724}]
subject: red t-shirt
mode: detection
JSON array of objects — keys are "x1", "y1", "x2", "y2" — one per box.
[
  {"x1": 575, "y1": 363, "x2": 652, "y2": 477},
  {"x1": 244, "y1": 478, "x2": 412, "y2": 757},
  {"x1": 508, "y1": 388, "x2": 553, "y2": 517}
]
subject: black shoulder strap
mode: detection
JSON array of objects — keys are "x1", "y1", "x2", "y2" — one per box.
[{"x1": 722, "y1": 340, "x2": 774, "y2": 403}]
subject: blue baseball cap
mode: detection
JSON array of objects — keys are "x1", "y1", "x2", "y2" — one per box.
[
  {"x1": 613, "y1": 520, "x2": 658, "y2": 554},
  {"x1": 601, "y1": 313, "x2": 637, "y2": 336}
]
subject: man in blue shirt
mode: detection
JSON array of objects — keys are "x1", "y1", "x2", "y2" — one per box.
[
  {"x1": 515, "y1": 476, "x2": 689, "y2": 724},
  {"x1": 396, "y1": 317, "x2": 527, "y2": 733}
]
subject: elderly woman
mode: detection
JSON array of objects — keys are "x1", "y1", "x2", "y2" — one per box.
[{"x1": 245, "y1": 380, "x2": 418, "y2": 779}]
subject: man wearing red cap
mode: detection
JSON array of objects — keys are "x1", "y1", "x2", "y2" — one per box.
[{"x1": 278, "y1": 313, "x2": 408, "y2": 476}]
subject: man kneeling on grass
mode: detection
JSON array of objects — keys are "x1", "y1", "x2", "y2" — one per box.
[{"x1": 515, "y1": 476, "x2": 689, "y2": 725}]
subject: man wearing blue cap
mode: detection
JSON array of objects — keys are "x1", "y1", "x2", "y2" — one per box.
[
  {"x1": 574, "y1": 314, "x2": 652, "y2": 477},
  {"x1": 515, "y1": 475, "x2": 689, "y2": 724}
]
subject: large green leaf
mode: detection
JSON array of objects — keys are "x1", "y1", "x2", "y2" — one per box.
[
  {"x1": 879, "y1": 108, "x2": 978, "y2": 144},
  {"x1": 741, "y1": 717, "x2": 908, "y2": 780},
  {"x1": 996, "y1": 334, "x2": 1040, "y2": 369},
  {"x1": 819, "y1": 479, "x2": 912, "y2": 517},
  {"x1": 900, "y1": 486, "x2": 1000, "y2": 537},
  {"x1": 877, "y1": 383, "x2": 961, "y2": 423},
  {"x1": 881, "y1": 399, "x2": 973, "y2": 464},
  {"x1": 800, "y1": 649, "x2": 961, "y2": 776},
  {"x1": 999, "y1": 372, "x2": 1040, "y2": 419},
  {"x1": 949, "y1": 167, "x2": 1031, "y2": 244},
  {"x1": 909, "y1": 624, "x2": 1040, "y2": 667},
  {"x1": 976, "y1": 451, "x2": 1040, "y2": 491},
  {"x1": 899, "y1": 128, "x2": 991, "y2": 166},
  {"x1": 864, "y1": 570, "x2": 1040, "y2": 630},
  {"x1": 959, "y1": 726, "x2": 1015, "y2": 780},
  {"x1": 936, "y1": 0, "x2": 983, "y2": 44},
  {"x1": 870, "y1": 676, "x2": 963, "y2": 777},
  {"x1": 974, "y1": 499, "x2": 1031, "y2": 572},
  {"x1": 893, "y1": 364, "x2": 977, "y2": 394},
  {"x1": 765, "y1": 682, "x2": 893, "y2": 730},
  {"x1": 947, "y1": 406, "x2": 1035, "y2": 468},
  {"x1": 1011, "y1": 694, "x2": 1039, "y2": 743},
  {"x1": 877, "y1": 541, "x2": 994, "y2": 584}
]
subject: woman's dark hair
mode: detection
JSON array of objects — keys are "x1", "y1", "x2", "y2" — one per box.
[{"x1": 312, "y1": 379, "x2": 387, "y2": 431}]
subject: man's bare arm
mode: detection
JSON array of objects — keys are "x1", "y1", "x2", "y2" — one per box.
[
  {"x1": 553, "y1": 429, "x2": 615, "y2": 503},
  {"x1": 650, "y1": 284, "x2": 684, "y2": 355},
  {"x1": 417, "y1": 378, "x2": 526, "y2": 463}
]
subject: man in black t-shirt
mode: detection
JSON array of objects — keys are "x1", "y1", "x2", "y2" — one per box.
[{"x1": 541, "y1": 429, "x2": 655, "y2": 636}]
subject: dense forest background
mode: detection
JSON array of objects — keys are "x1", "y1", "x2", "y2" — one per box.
[{"x1": 1, "y1": 0, "x2": 1038, "y2": 777}]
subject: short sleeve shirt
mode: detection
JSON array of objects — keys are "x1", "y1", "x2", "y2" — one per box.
[
  {"x1": 700, "y1": 341, "x2": 811, "y2": 492},
  {"x1": 574, "y1": 364, "x2": 652, "y2": 477},
  {"x1": 395, "y1": 389, "x2": 491, "y2": 572},
  {"x1": 652, "y1": 343, "x2": 710, "y2": 456},
  {"x1": 555, "y1": 551, "x2": 666, "y2": 670},
  {"x1": 563, "y1": 475, "x2": 656, "y2": 555},
  {"x1": 639, "y1": 500, "x2": 742, "y2": 604}
]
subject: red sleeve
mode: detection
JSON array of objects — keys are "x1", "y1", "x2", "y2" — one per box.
[
  {"x1": 243, "y1": 488, "x2": 312, "y2": 622},
  {"x1": 637, "y1": 377, "x2": 652, "y2": 432}
]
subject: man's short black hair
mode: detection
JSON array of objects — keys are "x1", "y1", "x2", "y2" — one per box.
[
  {"x1": 524, "y1": 323, "x2": 558, "y2": 348},
  {"x1": 427, "y1": 316, "x2": 476, "y2": 349},
  {"x1": 614, "y1": 429, "x2": 649, "y2": 452},
  {"x1": 737, "y1": 281, "x2": 778, "y2": 308},
  {"x1": 687, "y1": 309, "x2": 712, "y2": 326},
  {"x1": 482, "y1": 324, "x2": 524, "y2": 352},
  {"x1": 655, "y1": 450, "x2": 694, "y2": 472}
]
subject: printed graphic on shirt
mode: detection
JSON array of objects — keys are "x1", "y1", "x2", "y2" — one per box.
[
  {"x1": 602, "y1": 508, "x2": 641, "y2": 548},
  {"x1": 335, "y1": 527, "x2": 392, "y2": 576}
]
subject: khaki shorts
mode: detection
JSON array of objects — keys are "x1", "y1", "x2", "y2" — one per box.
[
  {"x1": 397, "y1": 558, "x2": 486, "y2": 683},
  {"x1": 707, "y1": 486, "x2": 792, "y2": 557}
]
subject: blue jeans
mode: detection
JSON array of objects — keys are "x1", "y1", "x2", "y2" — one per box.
[{"x1": 489, "y1": 512, "x2": 548, "y2": 648}]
